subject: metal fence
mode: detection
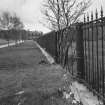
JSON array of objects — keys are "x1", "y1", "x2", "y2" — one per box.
[
  {"x1": 36, "y1": 31, "x2": 57, "y2": 59},
  {"x1": 82, "y1": 8, "x2": 105, "y2": 103},
  {"x1": 37, "y1": 7, "x2": 105, "y2": 104},
  {"x1": 56, "y1": 7, "x2": 105, "y2": 104}
]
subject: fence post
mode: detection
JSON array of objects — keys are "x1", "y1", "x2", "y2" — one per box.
[{"x1": 76, "y1": 23, "x2": 85, "y2": 79}]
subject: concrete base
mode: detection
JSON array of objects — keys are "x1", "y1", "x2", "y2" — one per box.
[{"x1": 70, "y1": 81, "x2": 103, "y2": 105}]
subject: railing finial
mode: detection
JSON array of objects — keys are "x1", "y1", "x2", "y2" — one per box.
[
  {"x1": 101, "y1": 6, "x2": 103, "y2": 18},
  {"x1": 84, "y1": 14, "x2": 86, "y2": 23},
  {"x1": 87, "y1": 12, "x2": 89, "y2": 22},
  {"x1": 95, "y1": 8, "x2": 98, "y2": 19},
  {"x1": 91, "y1": 11, "x2": 93, "y2": 21}
]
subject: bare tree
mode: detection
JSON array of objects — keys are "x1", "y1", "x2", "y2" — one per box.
[
  {"x1": 11, "y1": 14, "x2": 24, "y2": 44},
  {"x1": 0, "y1": 12, "x2": 12, "y2": 46},
  {"x1": 42, "y1": 0, "x2": 91, "y2": 31},
  {"x1": 0, "y1": 12, "x2": 24, "y2": 30},
  {"x1": 0, "y1": 12, "x2": 24, "y2": 46},
  {"x1": 11, "y1": 14, "x2": 24, "y2": 30},
  {"x1": 0, "y1": 12, "x2": 11, "y2": 30},
  {"x1": 42, "y1": 0, "x2": 91, "y2": 66}
]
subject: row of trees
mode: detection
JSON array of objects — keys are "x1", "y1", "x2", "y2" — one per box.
[
  {"x1": 0, "y1": 12, "x2": 24, "y2": 30},
  {"x1": 0, "y1": 12, "x2": 29, "y2": 45},
  {"x1": 0, "y1": 29, "x2": 28, "y2": 40},
  {"x1": 0, "y1": 11, "x2": 44, "y2": 44}
]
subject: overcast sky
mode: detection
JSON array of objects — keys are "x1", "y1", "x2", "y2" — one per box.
[{"x1": 0, "y1": 0, "x2": 105, "y2": 33}]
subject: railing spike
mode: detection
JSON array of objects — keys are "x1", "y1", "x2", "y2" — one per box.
[
  {"x1": 87, "y1": 12, "x2": 89, "y2": 22},
  {"x1": 84, "y1": 14, "x2": 86, "y2": 23},
  {"x1": 91, "y1": 11, "x2": 93, "y2": 21},
  {"x1": 101, "y1": 6, "x2": 103, "y2": 18},
  {"x1": 96, "y1": 8, "x2": 98, "y2": 19}
]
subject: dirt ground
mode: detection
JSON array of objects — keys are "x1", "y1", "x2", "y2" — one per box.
[{"x1": 0, "y1": 40, "x2": 70, "y2": 105}]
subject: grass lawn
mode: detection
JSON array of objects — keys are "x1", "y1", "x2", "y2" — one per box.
[
  {"x1": 0, "y1": 40, "x2": 66, "y2": 105},
  {"x1": 0, "y1": 39, "x2": 15, "y2": 45}
]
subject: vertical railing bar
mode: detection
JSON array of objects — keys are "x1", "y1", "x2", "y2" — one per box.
[
  {"x1": 96, "y1": 9, "x2": 99, "y2": 92},
  {"x1": 86, "y1": 29, "x2": 88, "y2": 81},
  {"x1": 91, "y1": 12, "x2": 94, "y2": 88},
  {"x1": 60, "y1": 30, "x2": 62, "y2": 65},
  {"x1": 84, "y1": 15, "x2": 87, "y2": 81},
  {"x1": 62, "y1": 30, "x2": 64, "y2": 65},
  {"x1": 100, "y1": 62, "x2": 102, "y2": 95},
  {"x1": 84, "y1": 28, "x2": 87, "y2": 81},
  {"x1": 72, "y1": 61, "x2": 73, "y2": 75},
  {"x1": 59, "y1": 30, "x2": 61, "y2": 64},
  {"x1": 95, "y1": 57, "x2": 97, "y2": 89},
  {"x1": 57, "y1": 31, "x2": 60, "y2": 63},
  {"x1": 88, "y1": 27, "x2": 91, "y2": 84},
  {"x1": 72, "y1": 43, "x2": 74, "y2": 75},
  {"x1": 99, "y1": 61, "x2": 101, "y2": 94},
  {"x1": 101, "y1": 11, "x2": 105, "y2": 103},
  {"x1": 87, "y1": 13, "x2": 90, "y2": 83}
]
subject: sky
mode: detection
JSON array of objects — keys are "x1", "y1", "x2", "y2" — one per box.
[{"x1": 0, "y1": 0, "x2": 105, "y2": 33}]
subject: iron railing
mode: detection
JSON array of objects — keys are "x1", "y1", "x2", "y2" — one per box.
[
  {"x1": 37, "y1": 7, "x2": 105, "y2": 104},
  {"x1": 82, "y1": 7, "x2": 105, "y2": 103}
]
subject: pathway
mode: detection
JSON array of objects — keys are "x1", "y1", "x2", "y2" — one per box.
[{"x1": 0, "y1": 40, "x2": 24, "y2": 48}]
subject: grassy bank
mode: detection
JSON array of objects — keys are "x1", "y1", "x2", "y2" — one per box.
[
  {"x1": 0, "y1": 40, "x2": 66, "y2": 105},
  {"x1": 0, "y1": 39, "x2": 15, "y2": 45}
]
